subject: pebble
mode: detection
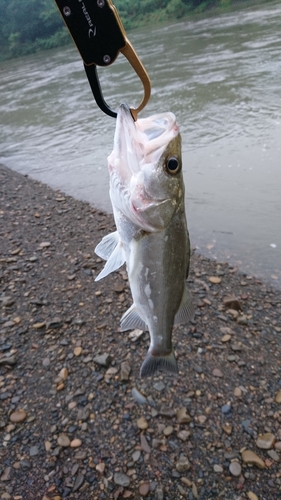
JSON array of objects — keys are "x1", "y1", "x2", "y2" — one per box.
[
  {"x1": 223, "y1": 295, "x2": 242, "y2": 310},
  {"x1": 229, "y1": 461, "x2": 242, "y2": 476},
  {"x1": 74, "y1": 346, "x2": 82, "y2": 356},
  {"x1": 29, "y1": 445, "x2": 39, "y2": 456},
  {"x1": 234, "y1": 387, "x2": 242, "y2": 397},
  {"x1": 177, "y1": 430, "x2": 190, "y2": 442},
  {"x1": 267, "y1": 449, "x2": 279, "y2": 462},
  {"x1": 177, "y1": 407, "x2": 191, "y2": 424},
  {"x1": 163, "y1": 425, "x2": 173, "y2": 436},
  {"x1": 137, "y1": 417, "x2": 148, "y2": 430},
  {"x1": 96, "y1": 462, "x2": 105, "y2": 473},
  {"x1": 256, "y1": 432, "x2": 275, "y2": 450},
  {"x1": 73, "y1": 473, "x2": 84, "y2": 492},
  {"x1": 275, "y1": 390, "x2": 281, "y2": 403},
  {"x1": 1, "y1": 467, "x2": 12, "y2": 481},
  {"x1": 9, "y1": 409, "x2": 27, "y2": 423},
  {"x1": 121, "y1": 361, "x2": 131, "y2": 381},
  {"x1": 132, "y1": 450, "x2": 141, "y2": 462},
  {"x1": 140, "y1": 434, "x2": 151, "y2": 454},
  {"x1": 213, "y1": 464, "x2": 223, "y2": 473},
  {"x1": 222, "y1": 334, "x2": 231, "y2": 342},
  {"x1": 247, "y1": 492, "x2": 259, "y2": 500},
  {"x1": 58, "y1": 367, "x2": 68, "y2": 381},
  {"x1": 212, "y1": 368, "x2": 223, "y2": 377},
  {"x1": 57, "y1": 434, "x2": 70, "y2": 447},
  {"x1": 175, "y1": 456, "x2": 191, "y2": 472},
  {"x1": 139, "y1": 482, "x2": 150, "y2": 496},
  {"x1": 223, "y1": 423, "x2": 232, "y2": 435},
  {"x1": 221, "y1": 404, "x2": 231, "y2": 414},
  {"x1": 153, "y1": 381, "x2": 165, "y2": 392},
  {"x1": 70, "y1": 438, "x2": 82, "y2": 448},
  {"x1": 132, "y1": 388, "x2": 147, "y2": 405},
  {"x1": 114, "y1": 472, "x2": 131, "y2": 487},
  {"x1": 209, "y1": 276, "x2": 222, "y2": 284},
  {"x1": 241, "y1": 450, "x2": 265, "y2": 469},
  {"x1": 93, "y1": 353, "x2": 111, "y2": 367}
]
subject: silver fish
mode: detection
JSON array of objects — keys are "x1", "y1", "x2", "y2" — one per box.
[{"x1": 95, "y1": 104, "x2": 193, "y2": 377}]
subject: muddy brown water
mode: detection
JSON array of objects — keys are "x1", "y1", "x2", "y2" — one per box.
[{"x1": 0, "y1": 1, "x2": 280, "y2": 286}]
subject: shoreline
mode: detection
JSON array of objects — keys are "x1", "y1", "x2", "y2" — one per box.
[{"x1": 1, "y1": 163, "x2": 281, "y2": 499}]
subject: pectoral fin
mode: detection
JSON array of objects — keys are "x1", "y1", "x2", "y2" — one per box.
[
  {"x1": 174, "y1": 286, "x2": 194, "y2": 325},
  {"x1": 95, "y1": 231, "x2": 119, "y2": 260},
  {"x1": 95, "y1": 237, "x2": 125, "y2": 281},
  {"x1": 120, "y1": 304, "x2": 147, "y2": 332}
]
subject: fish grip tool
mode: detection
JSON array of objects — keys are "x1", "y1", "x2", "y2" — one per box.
[{"x1": 54, "y1": 0, "x2": 151, "y2": 120}]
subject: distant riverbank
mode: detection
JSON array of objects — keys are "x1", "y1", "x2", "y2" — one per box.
[{"x1": 0, "y1": 0, "x2": 275, "y2": 62}]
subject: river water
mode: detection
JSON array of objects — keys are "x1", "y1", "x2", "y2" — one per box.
[{"x1": 0, "y1": 1, "x2": 281, "y2": 286}]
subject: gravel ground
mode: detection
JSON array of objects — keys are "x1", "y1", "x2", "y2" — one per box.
[{"x1": 1, "y1": 163, "x2": 281, "y2": 500}]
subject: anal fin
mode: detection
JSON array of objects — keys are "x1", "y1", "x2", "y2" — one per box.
[
  {"x1": 120, "y1": 304, "x2": 147, "y2": 332},
  {"x1": 174, "y1": 286, "x2": 194, "y2": 325}
]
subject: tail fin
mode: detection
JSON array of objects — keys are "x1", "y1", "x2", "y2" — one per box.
[{"x1": 140, "y1": 350, "x2": 178, "y2": 378}]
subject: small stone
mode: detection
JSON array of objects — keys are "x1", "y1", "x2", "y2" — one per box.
[
  {"x1": 73, "y1": 473, "x2": 84, "y2": 492},
  {"x1": 267, "y1": 450, "x2": 279, "y2": 462},
  {"x1": 177, "y1": 430, "x2": 190, "y2": 442},
  {"x1": 33, "y1": 322, "x2": 46, "y2": 329},
  {"x1": 274, "y1": 441, "x2": 281, "y2": 451},
  {"x1": 163, "y1": 425, "x2": 173, "y2": 436},
  {"x1": 212, "y1": 368, "x2": 223, "y2": 377},
  {"x1": 234, "y1": 387, "x2": 242, "y2": 397},
  {"x1": 221, "y1": 404, "x2": 231, "y2": 415},
  {"x1": 223, "y1": 423, "x2": 232, "y2": 435},
  {"x1": 175, "y1": 456, "x2": 191, "y2": 472},
  {"x1": 241, "y1": 450, "x2": 265, "y2": 469},
  {"x1": 114, "y1": 472, "x2": 131, "y2": 487},
  {"x1": 209, "y1": 276, "x2": 221, "y2": 284},
  {"x1": 57, "y1": 434, "x2": 70, "y2": 447},
  {"x1": 132, "y1": 450, "x2": 141, "y2": 462},
  {"x1": 121, "y1": 361, "x2": 131, "y2": 381},
  {"x1": 213, "y1": 464, "x2": 223, "y2": 473},
  {"x1": 1, "y1": 467, "x2": 12, "y2": 481},
  {"x1": 96, "y1": 462, "x2": 105, "y2": 473},
  {"x1": 275, "y1": 390, "x2": 281, "y2": 403},
  {"x1": 229, "y1": 461, "x2": 242, "y2": 477},
  {"x1": 58, "y1": 367, "x2": 68, "y2": 381},
  {"x1": 132, "y1": 388, "x2": 147, "y2": 405},
  {"x1": 153, "y1": 381, "x2": 165, "y2": 392},
  {"x1": 70, "y1": 439, "x2": 82, "y2": 448},
  {"x1": 74, "y1": 346, "x2": 82, "y2": 356},
  {"x1": 10, "y1": 409, "x2": 27, "y2": 423},
  {"x1": 42, "y1": 357, "x2": 50, "y2": 367},
  {"x1": 93, "y1": 353, "x2": 111, "y2": 367},
  {"x1": 177, "y1": 407, "x2": 191, "y2": 424},
  {"x1": 45, "y1": 441, "x2": 52, "y2": 452},
  {"x1": 137, "y1": 417, "x2": 148, "y2": 430},
  {"x1": 237, "y1": 315, "x2": 248, "y2": 325},
  {"x1": 139, "y1": 482, "x2": 150, "y2": 496},
  {"x1": 256, "y1": 433, "x2": 275, "y2": 450},
  {"x1": 222, "y1": 334, "x2": 231, "y2": 342},
  {"x1": 140, "y1": 434, "x2": 151, "y2": 454},
  {"x1": 223, "y1": 296, "x2": 242, "y2": 311},
  {"x1": 247, "y1": 492, "x2": 259, "y2": 500},
  {"x1": 105, "y1": 367, "x2": 118, "y2": 376},
  {"x1": 29, "y1": 445, "x2": 39, "y2": 456}
]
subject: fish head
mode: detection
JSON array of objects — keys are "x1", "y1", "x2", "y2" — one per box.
[{"x1": 108, "y1": 104, "x2": 184, "y2": 231}]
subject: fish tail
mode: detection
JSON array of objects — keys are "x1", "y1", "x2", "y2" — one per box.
[{"x1": 140, "y1": 350, "x2": 178, "y2": 378}]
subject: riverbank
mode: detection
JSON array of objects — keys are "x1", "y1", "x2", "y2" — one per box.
[{"x1": 1, "y1": 163, "x2": 281, "y2": 499}]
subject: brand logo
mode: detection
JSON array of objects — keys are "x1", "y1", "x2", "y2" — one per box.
[{"x1": 78, "y1": 0, "x2": 94, "y2": 30}]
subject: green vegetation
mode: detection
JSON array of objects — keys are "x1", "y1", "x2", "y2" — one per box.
[{"x1": 0, "y1": 0, "x2": 270, "y2": 61}]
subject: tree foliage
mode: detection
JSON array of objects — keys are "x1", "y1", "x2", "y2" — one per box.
[{"x1": 0, "y1": 0, "x2": 250, "y2": 61}]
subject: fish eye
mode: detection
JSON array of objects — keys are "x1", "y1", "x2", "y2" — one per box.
[{"x1": 165, "y1": 156, "x2": 181, "y2": 175}]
